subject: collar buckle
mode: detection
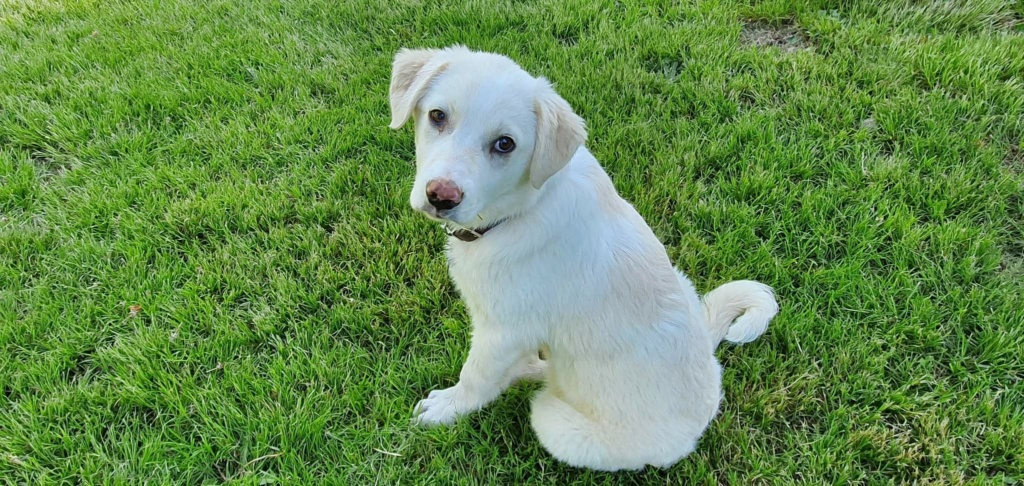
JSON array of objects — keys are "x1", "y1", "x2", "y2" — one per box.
[
  {"x1": 445, "y1": 217, "x2": 508, "y2": 242},
  {"x1": 446, "y1": 226, "x2": 483, "y2": 242}
]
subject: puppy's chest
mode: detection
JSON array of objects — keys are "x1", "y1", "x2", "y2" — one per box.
[
  {"x1": 446, "y1": 244, "x2": 574, "y2": 318},
  {"x1": 447, "y1": 245, "x2": 539, "y2": 292}
]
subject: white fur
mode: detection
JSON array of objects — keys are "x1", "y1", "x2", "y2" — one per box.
[{"x1": 389, "y1": 45, "x2": 779, "y2": 471}]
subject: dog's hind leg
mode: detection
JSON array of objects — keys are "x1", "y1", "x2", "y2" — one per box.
[
  {"x1": 530, "y1": 389, "x2": 614, "y2": 470},
  {"x1": 530, "y1": 387, "x2": 699, "y2": 471},
  {"x1": 531, "y1": 388, "x2": 666, "y2": 471}
]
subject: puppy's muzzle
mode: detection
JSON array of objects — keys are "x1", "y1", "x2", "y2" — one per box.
[{"x1": 426, "y1": 179, "x2": 463, "y2": 211}]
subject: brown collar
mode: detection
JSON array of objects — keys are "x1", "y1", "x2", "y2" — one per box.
[{"x1": 445, "y1": 218, "x2": 506, "y2": 242}]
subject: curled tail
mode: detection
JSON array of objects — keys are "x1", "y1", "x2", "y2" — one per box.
[{"x1": 702, "y1": 280, "x2": 778, "y2": 346}]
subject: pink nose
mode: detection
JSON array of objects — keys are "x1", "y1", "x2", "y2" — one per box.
[{"x1": 425, "y1": 179, "x2": 462, "y2": 210}]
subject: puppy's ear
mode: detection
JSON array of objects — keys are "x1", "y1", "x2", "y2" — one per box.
[
  {"x1": 530, "y1": 79, "x2": 587, "y2": 189},
  {"x1": 389, "y1": 48, "x2": 449, "y2": 129}
]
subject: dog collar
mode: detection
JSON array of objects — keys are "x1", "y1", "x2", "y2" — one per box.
[{"x1": 445, "y1": 218, "x2": 506, "y2": 242}]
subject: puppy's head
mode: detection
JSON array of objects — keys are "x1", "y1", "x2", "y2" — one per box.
[{"x1": 388, "y1": 46, "x2": 586, "y2": 229}]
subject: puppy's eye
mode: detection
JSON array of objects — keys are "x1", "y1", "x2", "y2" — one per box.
[
  {"x1": 492, "y1": 136, "x2": 516, "y2": 154},
  {"x1": 429, "y1": 109, "x2": 446, "y2": 125}
]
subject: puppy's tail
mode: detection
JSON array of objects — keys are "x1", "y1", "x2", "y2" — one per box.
[{"x1": 702, "y1": 280, "x2": 778, "y2": 347}]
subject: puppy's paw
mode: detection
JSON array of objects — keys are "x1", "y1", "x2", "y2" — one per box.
[{"x1": 412, "y1": 386, "x2": 464, "y2": 427}]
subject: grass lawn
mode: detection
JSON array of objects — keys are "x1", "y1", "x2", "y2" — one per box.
[{"x1": 2, "y1": 0, "x2": 1023, "y2": 483}]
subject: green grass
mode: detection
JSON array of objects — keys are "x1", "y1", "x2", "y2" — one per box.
[{"x1": 1, "y1": 0, "x2": 1022, "y2": 483}]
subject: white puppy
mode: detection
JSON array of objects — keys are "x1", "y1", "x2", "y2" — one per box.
[{"x1": 388, "y1": 45, "x2": 779, "y2": 471}]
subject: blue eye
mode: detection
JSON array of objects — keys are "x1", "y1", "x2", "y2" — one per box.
[{"x1": 493, "y1": 136, "x2": 516, "y2": 153}]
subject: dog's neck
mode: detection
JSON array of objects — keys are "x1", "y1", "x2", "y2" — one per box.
[{"x1": 445, "y1": 218, "x2": 507, "y2": 242}]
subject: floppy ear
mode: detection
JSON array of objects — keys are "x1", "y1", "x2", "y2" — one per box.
[
  {"x1": 389, "y1": 48, "x2": 449, "y2": 129},
  {"x1": 530, "y1": 79, "x2": 587, "y2": 189}
]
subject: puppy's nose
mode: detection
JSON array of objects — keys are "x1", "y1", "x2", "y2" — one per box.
[{"x1": 425, "y1": 179, "x2": 463, "y2": 210}]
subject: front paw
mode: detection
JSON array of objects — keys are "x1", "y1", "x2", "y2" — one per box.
[{"x1": 412, "y1": 386, "x2": 464, "y2": 426}]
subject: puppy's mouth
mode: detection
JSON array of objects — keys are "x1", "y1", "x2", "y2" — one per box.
[
  {"x1": 418, "y1": 206, "x2": 474, "y2": 229},
  {"x1": 417, "y1": 205, "x2": 453, "y2": 222},
  {"x1": 417, "y1": 205, "x2": 504, "y2": 235}
]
